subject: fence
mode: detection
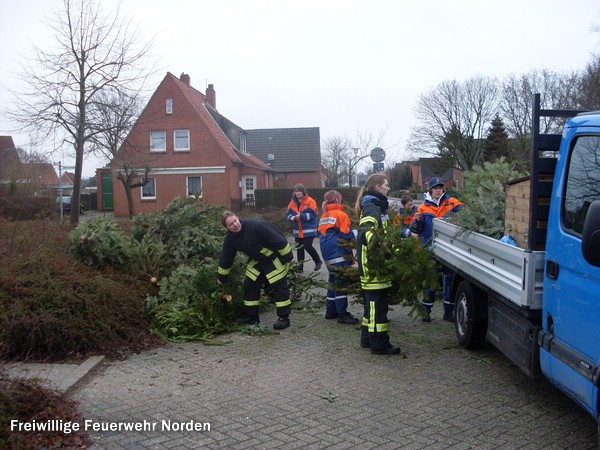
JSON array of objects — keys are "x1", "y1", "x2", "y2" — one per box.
[{"x1": 230, "y1": 198, "x2": 256, "y2": 211}]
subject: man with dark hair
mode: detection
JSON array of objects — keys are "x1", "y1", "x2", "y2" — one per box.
[{"x1": 217, "y1": 211, "x2": 294, "y2": 330}]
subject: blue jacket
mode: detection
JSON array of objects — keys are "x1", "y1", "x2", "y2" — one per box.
[
  {"x1": 286, "y1": 196, "x2": 319, "y2": 238},
  {"x1": 410, "y1": 192, "x2": 462, "y2": 245},
  {"x1": 318, "y1": 203, "x2": 354, "y2": 267}
]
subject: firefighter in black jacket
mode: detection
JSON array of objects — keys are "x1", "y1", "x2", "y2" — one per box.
[
  {"x1": 217, "y1": 211, "x2": 294, "y2": 330},
  {"x1": 355, "y1": 173, "x2": 401, "y2": 355}
]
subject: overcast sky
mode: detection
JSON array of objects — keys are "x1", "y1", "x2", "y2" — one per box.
[{"x1": 1, "y1": 0, "x2": 599, "y2": 177}]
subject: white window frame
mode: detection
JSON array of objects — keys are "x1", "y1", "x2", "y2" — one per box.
[
  {"x1": 141, "y1": 177, "x2": 156, "y2": 199},
  {"x1": 187, "y1": 176, "x2": 202, "y2": 197},
  {"x1": 174, "y1": 129, "x2": 190, "y2": 152},
  {"x1": 150, "y1": 131, "x2": 166, "y2": 152},
  {"x1": 166, "y1": 98, "x2": 173, "y2": 114}
]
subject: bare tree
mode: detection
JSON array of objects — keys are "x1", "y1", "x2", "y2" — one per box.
[
  {"x1": 322, "y1": 129, "x2": 387, "y2": 187},
  {"x1": 576, "y1": 54, "x2": 600, "y2": 109},
  {"x1": 346, "y1": 129, "x2": 388, "y2": 186},
  {"x1": 87, "y1": 87, "x2": 150, "y2": 218},
  {"x1": 500, "y1": 69, "x2": 580, "y2": 168},
  {"x1": 407, "y1": 76, "x2": 498, "y2": 170},
  {"x1": 7, "y1": 0, "x2": 153, "y2": 225},
  {"x1": 322, "y1": 135, "x2": 351, "y2": 187}
]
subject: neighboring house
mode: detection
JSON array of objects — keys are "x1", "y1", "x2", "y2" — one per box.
[
  {"x1": 0, "y1": 136, "x2": 23, "y2": 191},
  {"x1": 244, "y1": 127, "x2": 322, "y2": 188},
  {"x1": 61, "y1": 171, "x2": 76, "y2": 188},
  {"x1": 0, "y1": 136, "x2": 61, "y2": 196},
  {"x1": 23, "y1": 163, "x2": 60, "y2": 192},
  {"x1": 101, "y1": 72, "x2": 321, "y2": 217},
  {"x1": 406, "y1": 158, "x2": 464, "y2": 191}
]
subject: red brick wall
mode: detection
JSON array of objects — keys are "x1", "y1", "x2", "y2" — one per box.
[{"x1": 276, "y1": 171, "x2": 322, "y2": 189}]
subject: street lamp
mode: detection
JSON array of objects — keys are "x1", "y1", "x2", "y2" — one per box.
[{"x1": 55, "y1": 161, "x2": 75, "y2": 220}]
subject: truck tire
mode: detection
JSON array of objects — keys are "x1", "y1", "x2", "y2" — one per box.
[{"x1": 455, "y1": 280, "x2": 487, "y2": 349}]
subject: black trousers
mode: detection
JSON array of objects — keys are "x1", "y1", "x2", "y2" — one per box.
[
  {"x1": 294, "y1": 236, "x2": 321, "y2": 265},
  {"x1": 242, "y1": 272, "x2": 291, "y2": 319},
  {"x1": 360, "y1": 288, "x2": 392, "y2": 350}
]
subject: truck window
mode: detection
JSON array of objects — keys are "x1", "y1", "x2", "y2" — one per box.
[{"x1": 563, "y1": 136, "x2": 600, "y2": 235}]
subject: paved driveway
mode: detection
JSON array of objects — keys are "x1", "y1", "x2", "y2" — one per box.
[{"x1": 70, "y1": 294, "x2": 597, "y2": 449}]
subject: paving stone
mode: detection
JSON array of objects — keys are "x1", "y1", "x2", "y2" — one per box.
[{"x1": 51, "y1": 248, "x2": 598, "y2": 449}]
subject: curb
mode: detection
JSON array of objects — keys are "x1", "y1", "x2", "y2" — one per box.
[{"x1": 4, "y1": 355, "x2": 105, "y2": 394}]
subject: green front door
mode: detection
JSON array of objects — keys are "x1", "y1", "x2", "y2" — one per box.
[{"x1": 101, "y1": 172, "x2": 114, "y2": 211}]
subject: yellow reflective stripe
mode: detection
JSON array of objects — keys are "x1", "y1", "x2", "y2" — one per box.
[
  {"x1": 260, "y1": 247, "x2": 274, "y2": 257},
  {"x1": 275, "y1": 299, "x2": 291, "y2": 308},
  {"x1": 267, "y1": 264, "x2": 289, "y2": 284},
  {"x1": 359, "y1": 216, "x2": 377, "y2": 227},
  {"x1": 244, "y1": 300, "x2": 260, "y2": 307},
  {"x1": 245, "y1": 271, "x2": 258, "y2": 281},
  {"x1": 360, "y1": 279, "x2": 392, "y2": 290},
  {"x1": 245, "y1": 260, "x2": 261, "y2": 280},
  {"x1": 376, "y1": 322, "x2": 389, "y2": 332},
  {"x1": 278, "y1": 243, "x2": 292, "y2": 256},
  {"x1": 368, "y1": 301, "x2": 376, "y2": 332},
  {"x1": 362, "y1": 316, "x2": 369, "y2": 326},
  {"x1": 218, "y1": 266, "x2": 231, "y2": 275}
]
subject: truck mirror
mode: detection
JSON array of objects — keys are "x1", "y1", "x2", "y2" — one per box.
[{"x1": 581, "y1": 199, "x2": 600, "y2": 266}]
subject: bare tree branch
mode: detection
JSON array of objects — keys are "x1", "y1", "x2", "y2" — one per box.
[{"x1": 6, "y1": 0, "x2": 155, "y2": 225}]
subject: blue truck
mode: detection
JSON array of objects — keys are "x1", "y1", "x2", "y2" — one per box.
[{"x1": 432, "y1": 94, "x2": 600, "y2": 439}]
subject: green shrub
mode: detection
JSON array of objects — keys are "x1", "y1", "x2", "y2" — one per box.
[
  {"x1": 0, "y1": 376, "x2": 91, "y2": 448},
  {"x1": 145, "y1": 262, "x2": 241, "y2": 342},
  {"x1": 0, "y1": 220, "x2": 155, "y2": 361},
  {"x1": 0, "y1": 193, "x2": 56, "y2": 220},
  {"x1": 130, "y1": 197, "x2": 224, "y2": 273},
  {"x1": 450, "y1": 158, "x2": 525, "y2": 238},
  {"x1": 69, "y1": 218, "x2": 133, "y2": 269}
]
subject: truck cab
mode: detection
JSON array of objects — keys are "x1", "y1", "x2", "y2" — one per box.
[{"x1": 539, "y1": 111, "x2": 600, "y2": 419}]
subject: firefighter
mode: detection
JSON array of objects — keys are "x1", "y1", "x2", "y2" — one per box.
[
  {"x1": 217, "y1": 211, "x2": 294, "y2": 330},
  {"x1": 355, "y1": 173, "x2": 401, "y2": 355}
]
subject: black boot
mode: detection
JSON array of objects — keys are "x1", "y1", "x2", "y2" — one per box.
[
  {"x1": 371, "y1": 345, "x2": 401, "y2": 355},
  {"x1": 235, "y1": 316, "x2": 259, "y2": 325},
  {"x1": 273, "y1": 316, "x2": 290, "y2": 330}
]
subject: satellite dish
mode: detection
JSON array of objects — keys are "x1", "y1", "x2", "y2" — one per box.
[{"x1": 370, "y1": 147, "x2": 386, "y2": 162}]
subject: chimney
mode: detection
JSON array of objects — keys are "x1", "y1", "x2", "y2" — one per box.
[
  {"x1": 206, "y1": 84, "x2": 216, "y2": 109},
  {"x1": 180, "y1": 73, "x2": 190, "y2": 86}
]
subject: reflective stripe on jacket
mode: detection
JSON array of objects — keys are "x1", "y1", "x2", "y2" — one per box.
[
  {"x1": 217, "y1": 218, "x2": 293, "y2": 284},
  {"x1": 356, "y1": 198, "x2": 392, "y2": 290},
  {"x1": 318, "y1": 204, "x2": 354, "y2": 267},
  {"x1": 410, "y1": 193, "x2": 463, "y2": 245},
  {"x1": 287, "y1": 196, "x2": 319, "y2": 238}
]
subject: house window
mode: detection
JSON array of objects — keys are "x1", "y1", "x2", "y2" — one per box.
[
  {"x1": 141, "y1": 177, "x2": 156, "y2": 199},
  {"x1": 187, "y1": 176, "x2": 202, "y2": 197},
  {"x1": 150, "y1": 131, "x2": 166, "y2": 152},
  {"x1": 174, "y1": 129, "x2": 190, "y2": 151},
  {"x1": 166, "y1": 98, "x2": 173, "y2": 114}
]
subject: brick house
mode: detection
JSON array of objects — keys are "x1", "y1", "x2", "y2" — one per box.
[
  {"x1": 407, "y1": 158, "x2": 464, "y2": 191},
  {"x1": 0, "y1": 136, "x2": 60, "y2": 195},
  {"x1": 99, "y1": 72, "x2": 277, "y2": 217},
  {"x1": 0, "y1": 136, "x2": 23, "y2": 192}
]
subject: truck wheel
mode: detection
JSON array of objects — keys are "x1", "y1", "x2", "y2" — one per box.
[{"x1": 455, "y1": 280, "x2": 487, "y2": 349}]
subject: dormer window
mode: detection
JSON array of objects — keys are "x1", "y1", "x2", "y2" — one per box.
[{"x1": 166, "y1": 98, "x2": 173, "y2": 114}]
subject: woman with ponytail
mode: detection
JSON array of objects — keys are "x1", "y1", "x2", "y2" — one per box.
[{"x1": 354, "y1": 173, "x2": 401, "y2": 355}]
